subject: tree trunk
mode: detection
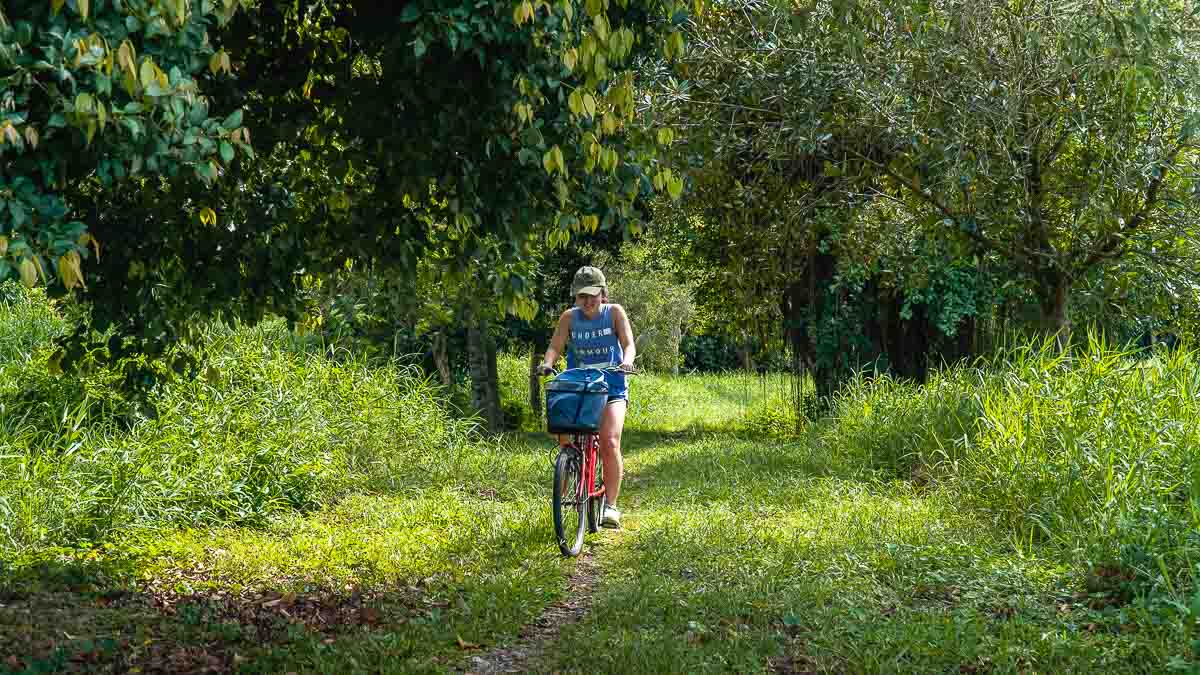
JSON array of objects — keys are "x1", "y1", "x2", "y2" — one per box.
[
  {"x1": 1040, "y1": 274, "x2": 1072, "y2": 350},
  {"x1": 431, "y1": 331, "x2": 451, "y2": 386},
  {"x1": 808, "y1": 243, "x2": 839, "y2": 399},
  {"x1": 466, "y1": 304, "x2": 504, "y2": 433},
  {"x1": 737, "y1": 335, "x2": 754, "y2": 373}
]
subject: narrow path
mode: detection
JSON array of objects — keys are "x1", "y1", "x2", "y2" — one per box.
[{"x1": 460, "y1": 546, "x2": 603, "y2": 674}]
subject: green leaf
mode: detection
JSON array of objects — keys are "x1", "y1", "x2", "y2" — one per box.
[
  {"x1": 10, "y1": 201, "x2": 28, "y2": 227},
  {"x1": 220, "y1": 141, "x2": 235, "y2": 163},
  {"x1": 413, "y1": 36, "x2": 427, "y2": 58},
  {"x1": 400, "y1": 4, "x2": 421, "y2": 22},
  {"x1": 222, "y1": 109, "x2": 243, "y2": 128}
]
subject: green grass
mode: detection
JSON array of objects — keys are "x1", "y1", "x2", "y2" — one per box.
[
  {"x1": 542, "y1": 434, "x2": 1188, "y2": 673},
  {"x1": 496, "y1": 349, "x2": 799, "y2": 434},
  {"x1": 2, "y1": 284, "x2": 1197, "y2": 672}
]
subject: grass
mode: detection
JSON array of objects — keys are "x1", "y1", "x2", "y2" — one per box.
[
  {"x1": 542, "y1": 435, "x2": 1188, "y2": 673},
  {"x1": 1, "y1": 283, "x2": 1197, "y2": 672},
  {"x1": 497, "y1": 347, "x2": 800, "y2": 434}
]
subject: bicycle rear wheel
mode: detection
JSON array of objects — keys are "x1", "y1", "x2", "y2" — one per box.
[{"x1": 553, "y1": 448, "x2": 586, "y2": 556}]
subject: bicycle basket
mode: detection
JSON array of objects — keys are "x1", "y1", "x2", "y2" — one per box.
[{"x1": 546, "y1": 368, "x2": 609, "y2": 433}]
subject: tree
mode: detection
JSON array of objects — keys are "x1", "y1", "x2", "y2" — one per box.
[
  {"x1": 3, "y1": 0, "x2": 690, "y2": 426},
  {"x1": 0, "y1": 0, "x2": 251, "y2": 293},
  {"x1": 825, "y1": 0, "x2": 1200, "y2": 340},
  {"x1": 207, "y1": 0, "x2": 691, "y2": 429},
  {"x1": 592, "y1": 241, "x2": 694, "y2": 373},
  {"x1": 650, "y1": 0, "x2": 1200, "y2": 403},
  {"x1": 648, "y1": 0, "x2": 982, "y2": 395}
]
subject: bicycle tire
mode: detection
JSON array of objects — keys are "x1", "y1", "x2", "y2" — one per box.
[
  {"x1": 553, "y1": 448, "x2": 586, "y2": 556},
  {"x1": 587, "y1": 450, "x2": 604, "y2": 533}
]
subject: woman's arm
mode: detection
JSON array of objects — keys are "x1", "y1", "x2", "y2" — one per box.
[
  {"x1": 611, "y1": 304, "x2": 636, "y2": 369},
  {"x1": 541, "y1": 310, "x2": 572, "y2": 370}
]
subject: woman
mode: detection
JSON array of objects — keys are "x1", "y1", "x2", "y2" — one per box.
[{"x1": 538, "y1": 266, "x2": 636, "y2": 529}]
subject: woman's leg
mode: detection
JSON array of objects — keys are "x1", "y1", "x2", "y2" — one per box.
[{"x1": 598, "y1": 399, "x2": 627, "y2": 506}]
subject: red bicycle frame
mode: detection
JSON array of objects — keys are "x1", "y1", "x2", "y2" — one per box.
[{"x1": 569, "y1": 432, "x2": 605, "y2": 504}]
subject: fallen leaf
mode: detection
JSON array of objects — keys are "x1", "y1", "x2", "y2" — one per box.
[{"x1": 456, "y1": 634, "x2": 480, "y2": 650}]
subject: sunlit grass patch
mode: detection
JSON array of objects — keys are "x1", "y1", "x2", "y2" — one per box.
[
  {"x1": 1, "y1": 487, "x2": 577, "y2": 673},
  {"x1": 553, "y1": 472, "x2": 1180, "y2": 673}
]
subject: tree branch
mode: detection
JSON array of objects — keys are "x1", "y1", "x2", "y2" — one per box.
[
  {"x1": 1079, "y1": 142, "x2": 1188, "y2": 271},
  {"x1": 852, "y1": 148, "x2": 1001, "y2": 253}
]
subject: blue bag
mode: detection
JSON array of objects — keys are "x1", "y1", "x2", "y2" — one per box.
[{"x1": 546, "y1": 368, "x2": 609, "y2": 433}]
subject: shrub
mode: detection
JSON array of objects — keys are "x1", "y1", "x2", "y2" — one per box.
[
  {"x1": 814, "y1": 335, "x2": 1200, "y2": 595},
  {"x1": 0, "y1": 282, "x2": 66, "y2": 364},
  {"x1": 593, "y1": 244, "x2": 695, "y2": 374},
  {"x1": 0, "y1": 297, "x2": 480, "y2": 555},
  {"x1": 496, "y1": 349, "x2": 538, "y2": 432}
]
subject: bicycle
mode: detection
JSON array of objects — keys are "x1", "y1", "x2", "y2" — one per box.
[{"x1": 539, "y1": 364, "x2": 633, "y2": 557}]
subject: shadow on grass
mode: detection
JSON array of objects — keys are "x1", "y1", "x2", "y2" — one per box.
[{"x1": 0, "y1": 487, "x2": 571, "y2": 674}]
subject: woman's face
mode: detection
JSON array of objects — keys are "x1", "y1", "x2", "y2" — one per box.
[{"x1": 575, "y1": 292, "x2": 602, "y2": 316}]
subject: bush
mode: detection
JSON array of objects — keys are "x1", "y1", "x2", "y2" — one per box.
[
  {"x1": 681, "y1": 334, "x2": 740, "y2": 372},
  {"x1": 681, "y1": 333, "x2": 793, "y2": 373},
  {"x1": 0, "y1": 296, "x2": 480, "y2": 555},
  {"x1": 814, "y1": 335, "x2": 1200, "y2": 596},
  {"x1": 0, "y1": 282, "x2": 66, "y2": 364},
  {"x1": 593, "y1": 244, "x2": 695, "y2": 373},
  {"x1": 496, "y1": 349, "x2": 538, "y2": 432}
]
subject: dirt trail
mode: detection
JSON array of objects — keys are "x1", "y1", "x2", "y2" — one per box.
[{"x1": 460, "y1": 549, "x2": 602, "y2": 674}]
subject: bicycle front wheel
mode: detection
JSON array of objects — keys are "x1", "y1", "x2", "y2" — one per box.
[{"x1": 553, "y1": 448, "x2": 586, "y2": 556}]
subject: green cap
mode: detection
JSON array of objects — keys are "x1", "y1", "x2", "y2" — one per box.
[{"x1": 571, "y1": 266, "x2": 607, "y2": 296}]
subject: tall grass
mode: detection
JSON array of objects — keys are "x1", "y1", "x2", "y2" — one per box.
[
  {"x1": 0, "y1": 285, "x2": 481, "y2": 556},
  {"x1": 0, "y1": 284, "x2": 65, "y2": 364},
  {"x1": 817, "y1": 333, "x2": 1200, "y2": 594}
]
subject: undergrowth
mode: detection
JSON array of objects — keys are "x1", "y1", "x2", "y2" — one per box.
[
  {"x1": 0, "y1": 283, "x2": 480, "y2": 556},
  {"x1": 816, "y1": 335, "x2": 1200, "y2": 607}
]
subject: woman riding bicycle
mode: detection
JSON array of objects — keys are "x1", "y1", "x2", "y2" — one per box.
[{"x1": 538, "y1": 266, "x2": 636, "y2": 529}]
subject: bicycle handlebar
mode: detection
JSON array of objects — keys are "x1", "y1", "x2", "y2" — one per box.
[{"x1": 536, "y1": 364, "x2": 638, "y2": 377}]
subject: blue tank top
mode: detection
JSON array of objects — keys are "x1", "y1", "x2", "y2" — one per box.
[{"x1": 566, "y1": 304, "x2": 628, "y2": 399}]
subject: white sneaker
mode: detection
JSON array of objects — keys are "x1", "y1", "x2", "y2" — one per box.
[{"x1": 601, "y1": 504, "x2": 622, "y2": 529}]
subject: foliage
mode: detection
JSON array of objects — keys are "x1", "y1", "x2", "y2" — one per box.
[
  {"x1": 649, "y1": 0, "x2": 1200, "y2": 401},
  {"x1": 818, "y1": 336, "x2": 1200, "y2": 598},
  {"x1": 215, "y1": 0, "x2": 692, "y2": 316},
  {"x1": 0, "y1": 303, "x2": 479, "y2": 553},
  {"x1": 496, "y1": 348, "x2": 538, "y2": 431},
  {"x1": 0, "y1": 0, "x2": 251, "y2": 290},
  {"x1": 1, "y1": 0, "x2": 697, "y2": 406},
  {"x1": 680, "y1": 333, "x2": 789, "y2": 373},
  {"x1": 680, "y1": 333, "x2": 737, "y2": 371},
  {"x1": 817, "y1": 0, "x2": 1200, "y2": 331},
  {"x1": 0, "y1": 281, "x2": 64, "y2": 363},
  {"x1": 592, "y1": 242, "x2": 695, "y2": 372}
]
